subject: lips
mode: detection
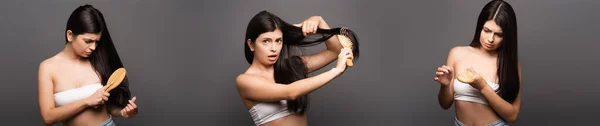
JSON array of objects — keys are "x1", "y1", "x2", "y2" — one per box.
[
  {"x1": 484, "y1": 43, "x2": 493, "y2": 48},
  {"x1": 267, "y1": 54, "x2": 278, "y2": 61}
]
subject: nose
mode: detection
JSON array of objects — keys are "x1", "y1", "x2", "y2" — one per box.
[
  {"x1": 270, "y1": 43, "x2": 277, "y2": 52},
  {"x1": 89, "y1": 43, "x2": 96, "y2": 51},
  {"x1": 487, "y1": 33, "x2": 495, "y2": 43}
]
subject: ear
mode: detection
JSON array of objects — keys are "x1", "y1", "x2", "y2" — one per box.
[
  {"x1": 247, "y1": 39, "x2": 254, "y2": 51},
  {"x1": 66, "y1": 30, "x2": 74, "y2": 42}
]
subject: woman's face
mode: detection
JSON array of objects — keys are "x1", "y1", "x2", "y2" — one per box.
[
  {"x1": 248, "y1": 29, "x2": 283, "y2": 65},
  {"x1": 67, "y1": 30, "x2": 101, "y2": 58},
  {"x1": 479, "y1": 20, "x2": 504, "y2": 51}
]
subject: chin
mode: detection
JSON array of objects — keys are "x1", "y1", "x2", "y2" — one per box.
[
  {"x1": 486, "y1": 48, "x2": 499, "y2": 51},
  {"x1": 260, "y1": 61, "x2": 275, "y2": 66}
]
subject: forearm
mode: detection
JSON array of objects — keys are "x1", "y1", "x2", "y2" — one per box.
[
  {"x1": 320, "y1": 17, "x2": 343, "y2": 53},
  {"x1": 316, "y1": 16, "x2": 330, "y2": 29},
  {"x1": 109, "y1": 106, "x2": 122, "y2": 117},
  {"x1": 41, "y1": 100, "x2": 88, "y2": 124},
  {"x1": 481, "y1": 86, "x2": 518, "y2": 122},
  {"x1": 287, "y1": 68, "x2": 343, "y2": 99},
  {"x1": 326, "y1": 37, "x2": 343, "y2": 54},
  {"x1": 437, "y1": 85, "x2": 453, "y2": 109}
]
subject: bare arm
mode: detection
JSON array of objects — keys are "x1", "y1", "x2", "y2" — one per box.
[
  {"x1": 236, "y1": 68, "x2": 343, "y2": 102},
  {"x1": 237, "y1": 48, "x2": 353, "y2": 102},
  {"x1": 109, "y1": 96, "x2": 138, "y2": 119},
  {"x1": 479, "y1": 63, "x2": 522, "y2": 123},
  {"x1": 298, "y1": 16, "x2": 344, "y2": 73},
  {"x1": 38, "y1": 62, "x2": 89, "y2": 125},
  {"x1": 437, "y1": 77, "x2": 455, "y2": 110},
  {"x1": 437, "y1": 47, "x2": 461, "y2": 110},
  {"x1": 109, "y1": 106, "x2": 121, "y2": 117}
]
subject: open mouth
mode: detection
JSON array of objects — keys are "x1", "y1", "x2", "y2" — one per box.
[{"x1": 268, "y1": 54, "x2": 278, "y2": 61}]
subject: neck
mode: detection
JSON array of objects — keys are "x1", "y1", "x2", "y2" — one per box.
[
  {"x1": 60, "y1": 43, "x2": 86, "y2": 63},
  {"x1": 477, "y1": 46, "x2": 498, "y2": 58},
  {"x1": 249, "y1": 60, "x2": 274, "y2": 74}
]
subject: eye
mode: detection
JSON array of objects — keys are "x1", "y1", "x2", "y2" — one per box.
[
  {"x1": 483, "y1": 29, "x2": 492, "y2": 33},
  {"x1": 85, "y1": 40, "x2": 95, "y2": 44},
  {"x1": 262, "y1": 40, "x2": 269, "y2": 43},
  {"x1": 275, "y1": 39, "x2": 282, "y2": 43},
  {"x1": 495, "y1": 33, "x2": 504, "y2": 38}
]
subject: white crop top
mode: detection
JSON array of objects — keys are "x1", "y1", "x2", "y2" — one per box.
[
  {"x1": 54, "y1": 83, "x2": 102, "y2": 106},
  {"x1": 248, "y1": 100, "x2": 294, "y2": 126},
  {"x1": 453, "y1": 79, "x2": 499, "y2": 105}
]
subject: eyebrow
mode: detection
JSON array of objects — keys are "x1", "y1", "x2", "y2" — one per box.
[
  {"x1": 263, "y1": 37, "x2": 282, "y2": 40},
  {"x1": 484, "y1": 27, "x2": 503, "y2": 33},
  {"x1": 83, "y1": 38, "x2": 100, "y2": 42}
]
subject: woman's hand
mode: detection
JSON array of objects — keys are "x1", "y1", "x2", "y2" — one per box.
[
  {"x1": 464, "y1": 67, "x2": 488, "y2": 90},
  {"x1": 84, "y1": 82, "x2": 111, "y2": 107},
  {"x1": 434, "y1": 65, "x2": 453, "y2": 86},
  {"x1": 335, "y1": 48, "x2": 354, "y2": 72},
  {"x1": 120, "y1": 96, "x2": 138, "y2": 118},
  {"x1": 293, "y1": 16, "x2": 324, "y2": 36}
]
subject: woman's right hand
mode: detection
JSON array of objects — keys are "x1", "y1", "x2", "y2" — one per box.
[
  {"x1": 84, "y1": 82, "x2": 112, "y2": 107},
  {"x1": 335, "y1": 48, "x2": 354, "y2": 71},
  {"x1": 434, "y1": 65, "x2": 453, "y2": 86},
  {"x1": 293, "y1": 16, "x2": 325, "y2": 36}
]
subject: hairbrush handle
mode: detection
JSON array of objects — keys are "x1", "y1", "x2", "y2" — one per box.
[{"x1": 346, "y1": 59, "x2": 354, "y2": 67}]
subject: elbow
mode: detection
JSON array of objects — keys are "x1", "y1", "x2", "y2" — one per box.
[
  {"x1": 505, "y1": 114, "x2": 518, "y2": 124},
  {"x1": 285, "y1": 88, "x2": 302, "y2": 100},
  {"x1": 283, "y1": 84, "x2": 304, "y2": 100},
  {"x1": 437, "y1": 99, "x2": 452, "y2": 110},
  {"x1": 506, "y1": 118, "x2": 517, "y2": 124},
  {"x1": 40, "y1": 111, "x2": 58, "y2": 125},
  {"x1": 503, "y1": 109, "x2": 519, "y2": 124},
  {"x1": 437, "y1": 91, "x2": 453, "y2": 110},
  {"x1": 41, "y1": 115, "x2": 56, "y2": 125},
  {"x1": 43, "y1": 120, "x2": 53, "y2": 126},
  {"x1": 439, "y1": 103, "x2": 451, "y2": 110},
  {"x1": 286, "y1": 91, "x2": 300, "y2": 100},
  {"x1": 440, "y1": 105, "x2": 450, "y2": 110}
]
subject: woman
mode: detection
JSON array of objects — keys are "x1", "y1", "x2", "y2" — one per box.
[
  {"x1": 236, "y1": 11, "x2": 359, "y2": 126},
  {"x1": 38, "y1": 5, "x2": 138, "y2": 126},
  {"x1": 434, "y1": 0, "x2": 521, "y2": 126}
]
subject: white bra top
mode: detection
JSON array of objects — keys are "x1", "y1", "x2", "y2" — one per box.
[
  {"x1": 54, "y1": 83, "x2": 102, "y2": 106},
  {"x1": 248, "y1": 100, "x2": 294, "y2": 126},
  {"x1": 453, "y1": 79, "x2": 499, "y2": 105}
]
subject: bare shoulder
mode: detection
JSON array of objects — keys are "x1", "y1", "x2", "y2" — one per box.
[
  {"x1": 38, "y1": 56, "x2": 60, "y2": 88},
  {"x1": 235, "y1": 73, "x2": 261, "y2": 88},
  {"x1": 39, "y1": 56, "x2": 59, "y2": 72},
  {"x1": 235, "y1": 74, "x2": 250, "y2": 85},
  {"x1": 449, "y1": 46, "x2": 472, "y2": 55},
  {"x1": 447, "y1": 46, "x2": 472, "y2": 61}
]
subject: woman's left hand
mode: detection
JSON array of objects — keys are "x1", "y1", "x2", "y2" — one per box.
[
  {"x1": 293, "y1": 16, "x2": 324, "y2": 36},
  {"x1": 120, "y1": 96, "x2": 138, "y2": 118},
  {"x1": 466, "y1": 68, "x2": 488, "y2": 90}
]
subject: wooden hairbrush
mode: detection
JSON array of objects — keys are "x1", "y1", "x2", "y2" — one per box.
[
  {"x1": 105, "y1": 68, "x2": 127, "y2": 92},
  {"x1": 336, "y1": 27, "x2": 354, "y2": 67},
  {"x1": 456, "y1": 69, "x2": 476, "y2": 83}
]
